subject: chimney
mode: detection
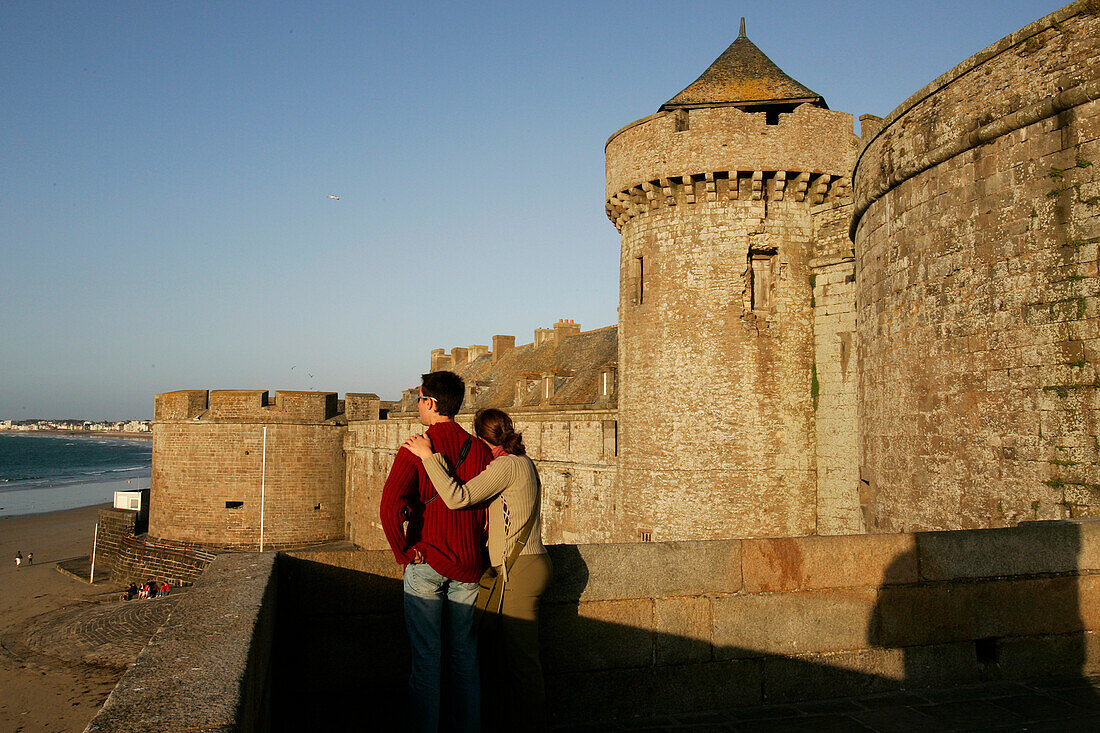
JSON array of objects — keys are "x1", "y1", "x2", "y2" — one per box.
[
  {"x1": 451, "y1": 347, "x2": 469, "y2": 366},
  {"x1": 430, "y1": 349, "x2": 454, "y2": 372},
  {"x1": 492, "y1": 335, "x2": 515, "y2": 362},
  {"x1": 534, "y1": 328, "x2": 555, "y2": 347},
  {"x1": 553, "y1": 318, "x2": 581, "y2": 342},
  {"x1": 468, "y1": 344, "x2": 489, "y2": 361}
]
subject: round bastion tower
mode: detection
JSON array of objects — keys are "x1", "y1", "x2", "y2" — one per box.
[{"x1": 605, "y1": 21, "x2": 858, "y2": 541}]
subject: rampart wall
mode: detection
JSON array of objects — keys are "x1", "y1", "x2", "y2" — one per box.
[
  {"x1": 852, "y1": 1, "x2": 1100, "y2": 532},
  {"x1": 94, "y1": 507, "x2": 140, "y2": 573},
  {"x1": 85, "y1": 518, "x2": 1100, "y2": 731},
  {"x1": 343, "y1": 397, "x2": 618, "y2": 548},
  {"x1": 151, "y1": 390, "x2": 346, "y2": 549}
]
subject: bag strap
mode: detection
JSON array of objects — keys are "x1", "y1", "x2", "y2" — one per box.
[
  {"x1": 423, "y1": 436, "x2": 470, "y2": 508},
  {"x1": 501, "y1": 464, "x2": 540, "y2": 580}
]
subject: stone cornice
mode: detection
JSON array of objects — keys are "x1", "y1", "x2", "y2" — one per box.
[{"x1": 606, "y1": 170, "x2": 850, "y2": 232}]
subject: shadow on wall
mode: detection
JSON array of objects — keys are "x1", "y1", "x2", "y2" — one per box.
[
  {"x1": 868, "y1": 522, "x2": 1098, "y2": 692},
  {"x1": 271, "y1": 524, "x2": 1100, "y2": 731}
]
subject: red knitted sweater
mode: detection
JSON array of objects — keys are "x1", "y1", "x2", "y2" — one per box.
[{"x1": 379, "y1": 420, "x2": 491, "y2": 583}]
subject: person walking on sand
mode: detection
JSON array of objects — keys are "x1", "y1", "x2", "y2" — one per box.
[
  {"x1": 379, "y1": 370, "x2": 493, "y2": 733},
  {"x1": 27, "y1": 552, "x2": 33, "y2": 565},
  {"x1": 14, "y1": 551, "x2": 21, "y2": 568}
]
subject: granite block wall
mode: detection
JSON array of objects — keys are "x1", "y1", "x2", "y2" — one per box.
[
  {"x1": 853, "y1": 1, "x2": 1100, "y2": 532},
  {"x1": 344, "y1": 410, "x2": 619, "y2": 549},
  {"x1": 151, "y1": 390, "x2": 346, "y2": 548}
]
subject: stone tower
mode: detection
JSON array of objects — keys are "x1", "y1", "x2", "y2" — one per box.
[{"x1": 604, "y1": 21, "x2": 858, "y2": 541}]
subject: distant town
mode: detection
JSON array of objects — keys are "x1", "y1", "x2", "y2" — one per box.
[{"x1": 0, "y1": 419, "x2": 152, "y2": 434}]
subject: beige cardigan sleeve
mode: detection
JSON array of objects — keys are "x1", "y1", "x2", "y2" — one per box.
[{"x1": 422, "y1": 452, "x2": 513, "y2": 509}]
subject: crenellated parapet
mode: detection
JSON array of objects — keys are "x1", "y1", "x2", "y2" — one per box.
[
  {"x1": 153, "y1": 389, "x2": 343, "y2": 424},
  {"x1": 605, "y1": 104, "x2": 857, "y2": 226},
  {"x1": 605, "y1": 168, "x2": 850, "y2": 231}
]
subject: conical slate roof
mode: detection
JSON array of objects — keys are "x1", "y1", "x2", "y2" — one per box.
[{"x1": 660, "y1": 19, "x2": 826, "y2": 111}]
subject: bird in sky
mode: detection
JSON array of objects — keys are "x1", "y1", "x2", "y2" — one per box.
[{"x1": 329, "y1": 194, "x2": 340, "y2": 200}]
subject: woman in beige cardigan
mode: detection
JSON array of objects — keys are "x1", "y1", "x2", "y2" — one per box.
[{"x1": 403, "y1": 408, "x2": 552, "y2": 731}]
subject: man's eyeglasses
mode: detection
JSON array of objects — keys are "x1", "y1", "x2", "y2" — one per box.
[{"x1": 416, "y1": 394, "x2": 437, "y2": 403}]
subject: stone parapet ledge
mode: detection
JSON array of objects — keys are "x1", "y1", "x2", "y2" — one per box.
[
  {"x1": 82, "y1": 520, "x2": 1100, "y2": 729},
  {"x1": 84, "y1": 553, "x2": 277, "y2": 733}
]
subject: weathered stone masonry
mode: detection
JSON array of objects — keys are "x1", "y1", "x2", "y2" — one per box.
[
  {"x1": 605, "y1": 34, "x2": 861, "y2": 541},
  {"x1": 151, "y1": 389, "x2": 346, "y2": 548},
  {"x1": 853, "y1": 1, "x2": 1100, "y2": 532}
]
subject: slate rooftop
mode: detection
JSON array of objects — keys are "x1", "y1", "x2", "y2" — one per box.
[{"x1": 660, "y1": 19, "x2": 827, "y2": 111}]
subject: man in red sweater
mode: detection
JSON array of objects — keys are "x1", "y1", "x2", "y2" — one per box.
[{"x1": 380, "y1": 370, "x2": 491, "y2": 733}]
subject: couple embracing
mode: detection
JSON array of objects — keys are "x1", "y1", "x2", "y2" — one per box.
[{"x1": 380, "y1": 370, "x2": 552, "y2": 733}]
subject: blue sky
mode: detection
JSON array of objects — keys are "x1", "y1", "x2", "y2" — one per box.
[{"x1": 1, "y1": 1, "x2": 1066, "y2": 419}]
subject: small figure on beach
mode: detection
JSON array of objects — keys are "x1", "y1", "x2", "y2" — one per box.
[
  {"x1": 26, "y1": 552, "x2": 33, "y2": 565},
  {"x1": 138, "y1": 583, "x2": 148, "y2": 599},
  {"x1": 146, "y1": 579, "x2": 158, "y2": 599},
  {"x1": 160, "y1": 581, "x2": 170, "y2": 596},
  {"x1": 14, "y1": 551, "x2": 22, "y2": 568},
  {"x1": 123, "y1": 582, "x2": 139, "y2": 601}
]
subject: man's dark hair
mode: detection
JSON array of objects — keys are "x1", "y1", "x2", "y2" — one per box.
[{"x1": 421, "y1": 371, "x2": 465, "y2": 417}]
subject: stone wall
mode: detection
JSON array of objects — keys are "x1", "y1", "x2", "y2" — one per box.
[
  {"x1": 84, "y1": 519, "x2": 1100, "y2": 731},
  {"x1": 853, "y1": 1, "x2": 1100, "y2": 532},
  {"x1": 606, "y1": 102, "x2": 859, "y2": 541},
  {"x1": 151, "y1": 390, "x2": 346, "y2": 549},
  {"x1": 344, "y1": 409, "x2": 618, "y2": 549},
  {"x1": 97, "y1": 506, "x2": 214, "y2": 586},
  {"x1": 94, "y1": 508, "x2": 139, "y2": 572},
  {"x1": 110, "y1": 534, "x2": 216, "y2": 587},
  {"x1": 538, "y1": 520, "x2": 1100, "y2": 723},
  {"x1": 84, "y1": 554, "x2": 276, "y2": 733}
]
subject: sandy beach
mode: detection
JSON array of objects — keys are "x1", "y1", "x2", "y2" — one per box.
[{"x1": 0, "y1": 504, "x2": 129, "y2": 733}]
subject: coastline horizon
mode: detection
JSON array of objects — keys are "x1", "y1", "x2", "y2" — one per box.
[{"x1": 0, "y1": 432, "x2": 152, "y2": 517}]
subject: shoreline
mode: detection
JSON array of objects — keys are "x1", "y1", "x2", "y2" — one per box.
[
  {"x1": 0, "y1": 429, "x2": 152, "y2": 441},
  {"x1": 0, "y1": 472, "x2": 151, "y2": 518}
]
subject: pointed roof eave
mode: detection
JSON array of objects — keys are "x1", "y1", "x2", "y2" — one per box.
[{"x1": 660, "y1": 19, "x2": 827, "y2": 112}]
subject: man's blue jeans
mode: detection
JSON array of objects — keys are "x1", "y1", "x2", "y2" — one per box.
[{"x1": 404, "y1": 562, "x2": 480, "y2": 733}]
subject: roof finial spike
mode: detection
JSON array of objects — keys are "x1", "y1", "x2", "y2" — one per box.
[{"x1": 739, "y1": 17, "x2": 746, "y2": 38}]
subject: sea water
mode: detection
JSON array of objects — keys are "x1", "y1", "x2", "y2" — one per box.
[{"x1": 0, "y1": 433, "x2": 152, "y2": 516}]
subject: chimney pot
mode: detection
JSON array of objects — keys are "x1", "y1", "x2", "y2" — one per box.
[{"x1": 492, "y1": 335, "x2": 515, "y2": 362}]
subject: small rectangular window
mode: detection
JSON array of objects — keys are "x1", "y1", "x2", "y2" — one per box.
[
  {"x1": 225, "y1": 501, "x2": 244, "y2": 509},
  {"x1": 636, "y1": 256, "x2": 645, "y2": 305},
  {"x1": 750, "y1": 250, "x2": 777, "y2": 310},
  {"x1": 640, "y1": 530, "x2": 652, "y2": 542}
]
